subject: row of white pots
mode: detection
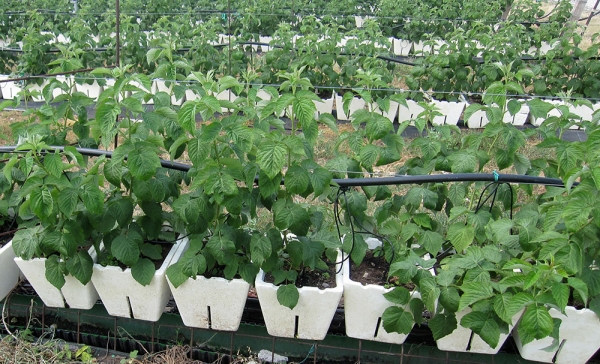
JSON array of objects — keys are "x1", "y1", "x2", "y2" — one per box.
[
  {"x1": 1, "y1": 75, "x2": 597, "y2": 130},
  {"x1": 2, "y1": 237, "x2": 599, "y2": 362}
]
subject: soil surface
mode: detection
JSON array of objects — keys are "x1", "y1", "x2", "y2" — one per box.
[
  {"x1": 265, "y1": 265, "x2": 338, "y2": 290},
  {"x1": 350, "y1": 250, "x2": 390, "y2": 286}
]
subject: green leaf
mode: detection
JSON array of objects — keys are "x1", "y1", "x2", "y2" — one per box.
[
  {"x1": 45, "y1": 255, "x2": 65, "y2": 290},
  {"x1": 302, "y1": 239, "x2": 325, "y2": 269},
  {"x1": 30, "y1": 187, "x2": 54, "y2": 218},
  {"x1": 43, "y1": 152, "x2": 63, "y2": 178},
  {"x1": 285, "y1": 164, "x2": 310, "y2": 195},
  {"x1": 517, "y1": 304, "x2": 554, "y2": 345},
  {"x1": 140, "y1": 243, "x2": 163, "y2": 260},
  {"x1": 366, "y1": 114, "x2": 393, "y2": 140},
  {"x1": 12, "y1": 226, "x2": 43, "y2": 260},
  {"x1": 103, "y1": 158, "x2": 123, "y2": 186},
  {"x1": 206, "y1": 234, "x2": 235, "y2": 264},
  {"x1": 108, "y1": 198, "x2": 134, "y2": 228},
  {"x1": 128, "y1": 145, "x2": 161, "y2": 181},
  {"x1": 180, "y1": 254, "x2": 207, "y2": 277},
  {"x1": 257, "y1": 141, "x2": 287, "y2": 179},
  {"x1": 383, "y1": 287, "x2": 411, "y2": 305},
  {"x1": 308, "y1": 166, "x2": 332, "y2": 197},
  {"x1": 42, "y1": 232, "x2": 77, "y2": 257},
  {"x1": 166, "y1": 263, "x2": 189, "y2": 288},
  {"x1": 494, "y1": 292, "x2": 514, "y2": 324},
  {"x1": 429, "y1": 312, "x2": 457, "y2": 340},
  {"x1": 80, "y1": 184, "x2": 104, "y2": 215},
  {"x1": 277, "y1": 284, "x2": 300, "y2": 309},
  {"x1": 188, "y1": 137, "x2": 210, "y2": 166},
  {"x1": 448, "y1": 151, "x2": 477, "y2": 173},
  {"x1": 58, "y1": 187, "x2": 79, "y2": 216},
  {"x1": 111, "y1": 234, "x2": 141, "y2": 267},
  {"x1": 178, "y1": 100, "x2": 199, "y2": 133},
  {"x1": 439, "y1": 287, "x2": 460, "y2": 312},
  {"x1": 568, "y1": 277, "x2": 588, "y2": 305},
  {"x1": 251, "y1": 235, "x2": 272, "y2": 267},
  {"x1": 382, "y1": 306, "x2": 414, "y2": 335},
  {"x1": 551, "y1": 283, "x2": 569, "y2": 312},
  {"x1": 458, "y1": 282, "x2": 494, "y2": 312},
  {"x1": 447, "y1": 223, "x2": 475, "y2": 252},
  {"x1": 419, "y1": 231, "x2": 443, "y2": 255},
  {"x1": 131, "y1": 258, "x2": 155, "y2": 286},
  {"x1": 461, "y1": 311, "x2": 501, "y2": 349},
  {"x1": 66, "y1": 250, "x2": 94, "y2": 285}
]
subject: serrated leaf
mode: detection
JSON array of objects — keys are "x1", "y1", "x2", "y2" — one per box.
[
  {"x1": 429, "y1": 312, "x2": 457, "y2": 340},
  {"x1": 140, "y1": 243, "x2": 163, "y2": 260},
  {"x1": 131, "y1": 258, "x2": 155, "y2": 286},
  {"x1": 383, "y1": 287, "x2": 411, "y2": 305},
  {"x1": 45, "y1": 255, "x2": 66, "y2": 290},
  {"x1": 104, "y1": 158, "x2": 123, "y2": 186},
  {"x1": 108, "y1": 198, "x2": 134, "y2": 228},
  {"x1": 166, "y1": 263, "x2": 189, "y2": 288},
  {"x1": 277, "y1": 284, "x2": 300, "y2": 309},
  {"x1": 111, "y1": 234, "x2": 141, "y2": 267},
  {"x1": 80, "y1": 184, "x2": 104, "y2": 215},
  {"x1": 30, "y1": 187, "x2": 54, "y2": 218},
  {"x1": 494, "y1": 292, "x2": 514, "y2": 324},
  {"x1": 302, "y1": 239, "x2": 325, "y2": 269},
  {"x1": 439, "y1": 286, "x2": 460, "y2": 312},
  {"x1": 128, "y1": 145, "x2": 161, "y2": 181},
  {"x1": 188, "y1": 137, "x2": 210, "y2": 166},
  {"x1": 251, "y1": 235, "x2": 272, "y2": 267},
  {"x1": 257, "y1": 141, "x2": 287, "y2": 179},
  {"x1": 517, "y1": 304, "x2": 554, "y2": 345},
  {"x1": 458, "y1": 282, "x2": 494, "y2": 312},
  {"x1": 206, "y1": 234, "x2": 235, "y2": 264},
  {"x1": 66, "y1": 250, "x2": 94, "y2": 285},
  {"x1": 551, "y1": 283, "x2": 569, "y2": 312},
  {"x1": 285, "y1": 164, "x2": 310, "y2": 194},
  {"x1": 447, "y1": 223, "x2": 475, "y2": 252},
  {"x1": 43, "y1": 152, "x2": 63, "y2": 178},
  {"x1": 419, "y1": 231, "x2": 443, "y2": 255},
  {"x1": 461, "y1": 311, "x2": 500, "y2": 349},
  {"x1": 308, "y1": 166, "x2": 332, "y2": 197},
  {"x1": 58, "y1": 187, "x2": 79, "y2": 216},
  {"x1": 382, "y1": 306, "x2": 414, "y2": 335}
]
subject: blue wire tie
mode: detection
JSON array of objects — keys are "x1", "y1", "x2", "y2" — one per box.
[{"x1": 493, "y1": 170, "x2": 499, "y2": 182}]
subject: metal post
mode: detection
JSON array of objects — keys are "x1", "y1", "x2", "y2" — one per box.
[
  {"x1": 115, "y1": 0, "x2": 121, "y2": 67},
  {"x1": 571, "y1": 0, "x2": 588, "y2": 22},
  {"x1": 114, "y1": 0, "x2": 120, "y2": 149},
  {"x1": 227, "y1": 0, "x2": 232, "y2": 77}
]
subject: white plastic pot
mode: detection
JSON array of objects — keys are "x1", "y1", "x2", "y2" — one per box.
[
  {"x1": 167, "y1": 237, "x2": 249, "y2": 331},
  {"x1": 513, "y1": 306, "x2": 600, "y2": 364},
  {"x1": 0, "y1": 241, "x2": 20, "y2": 301},
  {"x1": 335, "y1": 94, "x2": 366, "y2": 121},
  {"x1": 255, "y1": 251, "x2": 343, "y2": 340},
  {"x1": 431, "y1": 101, "x2": 466, "y2": 126},
  {"x1": 528, "y1": 100, "x2": 595, "y2": 129},
  {"x1": 0, "y1": 75, "x2": 21, "y2": 100},
  {"x1": 436, "y1": 307, "x2": 523, "y2": 354},
  {"x1": 503, "y1": 100, "x2": 530, "y2": 126},
  {"x1": 391, "y1": 38, "x2": 412, "y2": 56},
  {"x1": 466, "y1": 109, "x2": 490, "y2": 129},
  {"x1": 398, "y1": 100, "x2": 425, "y2": 125},
  {"x1": 373, "y1": 100, "x2": 400, "y2": 123},
  {"x1": 314, "y1": 96, "x2": 334, "y2": 117},
  {"x1": 75, "y1": 80, "x2": 103, "y2": 101},
  {"x1": 342, "y1": 256, "x2": 416, "y2": 344},
  {"x1": 13, "y1": 247, "x2": 99, "y2": 309},
  {"x1": 91, "y1": 237, "x2": 185, "y2": 322}
]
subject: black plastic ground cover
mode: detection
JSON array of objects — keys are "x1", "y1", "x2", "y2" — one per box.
[{"x1": 0, "y1": 292, "x2": 559, "y2": 364}]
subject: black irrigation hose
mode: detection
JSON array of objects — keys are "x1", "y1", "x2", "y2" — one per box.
[{"x1": 0, "y1": 145, "x2": 571, "y2": 188}]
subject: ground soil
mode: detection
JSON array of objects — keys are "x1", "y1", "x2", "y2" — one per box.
[
  {"x1": 265, "y1": 264, "x2": 338, "y2": 290},
  {"x1": 350, "y1": 250, "x2": 391, "y2": 286}
]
